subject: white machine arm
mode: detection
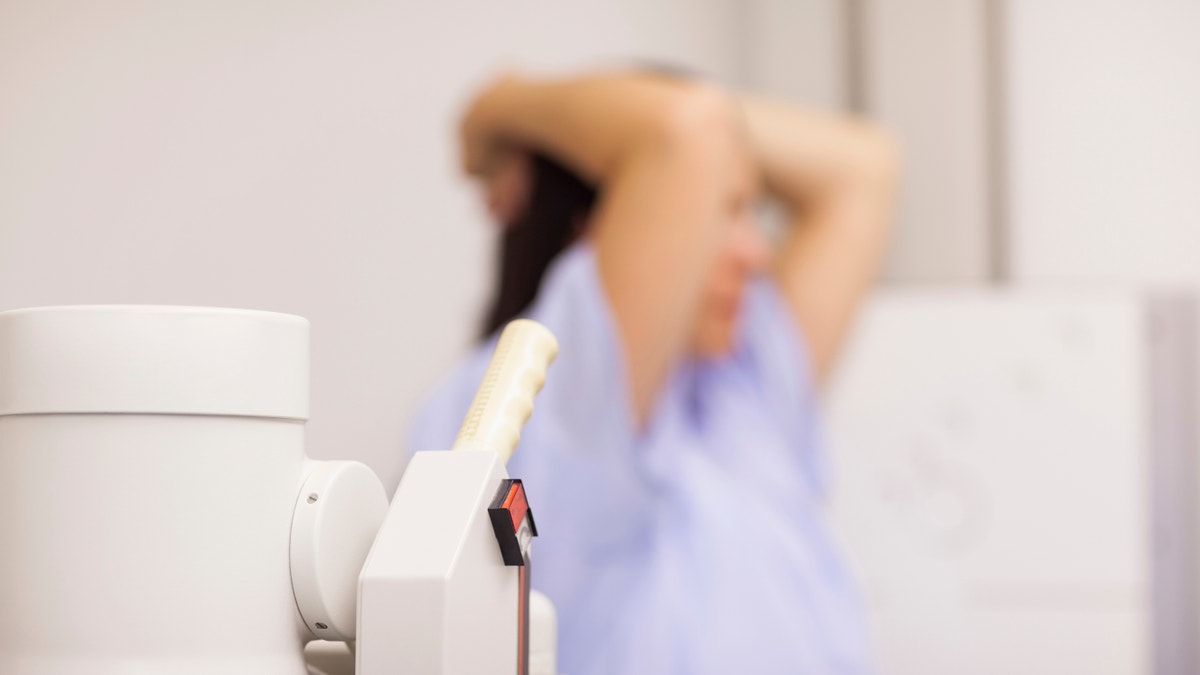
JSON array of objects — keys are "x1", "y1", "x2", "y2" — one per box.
[
  {"x1": 0, "y1": 306, "x2": 558, "y2": 675},
  {"x1": 357, "y1": 320, "x2": 559, "y2": 675}
]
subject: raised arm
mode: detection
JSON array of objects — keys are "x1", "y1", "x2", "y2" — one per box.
[
  {"x1": 739, "y1": 96, "x2": 898, "y2": 385},
  {"x1": 461, "y1": 72, "x2": 745, "y2": 423}
]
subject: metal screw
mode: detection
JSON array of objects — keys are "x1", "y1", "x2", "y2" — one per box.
[
  {"x1": 307, "y1": 493, "x2": 319, "y2": 504},
  {"x1": 315, "y1": 622, "x2": 328, "y2": 630}
]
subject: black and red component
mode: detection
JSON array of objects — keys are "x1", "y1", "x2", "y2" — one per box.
[
  {"x1": 488, "y1": 478, "x2": 537, "y2": 566},
  {"x1": 489, "y1": 478, "x2": 538, "y2": 675}
]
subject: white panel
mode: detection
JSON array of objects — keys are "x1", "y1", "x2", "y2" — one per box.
[
  {"x1": 1007, "y1": 1, "x2": 1200, "y2": 283},
  {"x1": 826, "y1": 290, "x2": 1161, "y2": 674},
  {"x1": 864, "y1": 0, "x2": 992, "y2": 281}
]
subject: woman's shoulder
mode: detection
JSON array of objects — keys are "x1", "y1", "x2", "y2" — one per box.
[{"x1": 409, "y1": 241, "x2": 634, "y2": 456}]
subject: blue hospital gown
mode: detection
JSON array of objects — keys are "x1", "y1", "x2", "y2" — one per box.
[{"x1": 409, "y1": 243, "x2": 873, "y2": 674}]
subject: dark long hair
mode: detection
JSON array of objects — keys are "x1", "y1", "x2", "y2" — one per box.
[{"x1": 481, "y1": 152, "x2": 598, "y2": 337}]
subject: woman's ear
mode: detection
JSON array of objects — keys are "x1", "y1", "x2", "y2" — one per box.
[{"x1": 483, "y1": 149, "x2": 533, "y2": 227}]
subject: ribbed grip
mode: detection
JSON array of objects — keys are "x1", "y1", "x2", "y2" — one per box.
[{"x1": 452, "y1": 319, "x2": 558, "y2": 463}]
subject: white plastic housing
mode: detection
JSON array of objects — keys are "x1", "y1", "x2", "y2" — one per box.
[
  {"x1": 358, "y1": 450, "x2": 518, "y2": 673},
  {"x1": 358, "y1": 318, "x2": 560, "y2": 675},
  {"x1": 528, "y1": 591, "x2": 558, "y2": 675},
  {"x1": 290, "y1": 460, "x2": 389, "y2": 642},
  {"x1": 0, "y1": 305, "x2": 308, "y2": 418},
  {"x1": 0, "y1": 306, "x2": 366, "y2": 675},
  {"x1": 0, "y1": 306, "x2": 555, "y2": 675},
  {"x1": 0, "y1": 413, "x2": 312, "y2": 675}
]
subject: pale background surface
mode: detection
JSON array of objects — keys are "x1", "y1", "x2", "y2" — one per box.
[
  {"x1": 2, "y1": 0, "x2": 1197, "y2": 486},
  {"x1": 1006, "y1": 0, "x2": 1200, "y2": 284},
  {"x1": 5, "y1": 2, "x2": 1200, "y2": 673},
  {"x1": 0, "y1": 0, "x2": 742, "y2": 490}
]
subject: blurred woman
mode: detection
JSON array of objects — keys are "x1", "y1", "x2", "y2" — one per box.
[{"x1": 411, "y1": 69, "x2": 896, "y2": 674}]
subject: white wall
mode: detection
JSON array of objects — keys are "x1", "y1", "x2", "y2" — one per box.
[
  {"x1": 1007, "y1": 0, "x2": 1200, "y2": 284},
  {"x1": 863, "y1": 0, "x2": 993, "y2": 282},
  {"x1": 743, "y1": 0, "x2": 996, "y2": 283},
  {"x1": 17, "y1": 0, "x2": 1193, "y2": 498},
  {"x1": 0, "y1": 0, "x2": 742, "y2": 490},
  {"x1": 788, "y1": 0, "x2": 1200, "y2": 287},
  {"x1": 742, "y1": 0, "x2": 847, "y2": 109}
]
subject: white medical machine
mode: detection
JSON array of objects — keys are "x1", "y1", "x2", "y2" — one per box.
[
  {"x1": 826, "y1": 290, "x2": 1196, "y2": 675},
  {"x1": 0, "y1": 305, "x2": 560, "y2": 675}
]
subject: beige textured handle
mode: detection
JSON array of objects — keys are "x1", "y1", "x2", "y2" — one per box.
[{"x1": 453, "y1": 319, "x2": 558, "y2": 463}]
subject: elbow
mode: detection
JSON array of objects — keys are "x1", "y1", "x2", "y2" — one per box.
[
  {"x1": 644, "y1": 84, "x2": 747, "y2": 200},
  {"x1": 643, "y1": 83, "x2": 741, "y2": 160},
  {"x1": 591, "y1": 81, "x2": 740, "y2": 184},
  {"x1": 658, "y1": 84, "x2": 738, "y2": 140}
]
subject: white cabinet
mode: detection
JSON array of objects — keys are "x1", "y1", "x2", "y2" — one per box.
[{"x1": 826, "y1": 290, "x2": 1196, "y2": 675}]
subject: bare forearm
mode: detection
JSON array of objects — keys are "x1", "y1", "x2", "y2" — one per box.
[
  {"x1": 740, "y1": 95, "x2": 898, "y2": 384},
  {"x1": 739, "y1": 95, "x2": 896, "y2": 210},
  {"x1": 461, "y1": 72, "x2": 712, "y2": 183}
]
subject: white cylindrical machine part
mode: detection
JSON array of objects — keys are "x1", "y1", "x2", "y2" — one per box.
[
  {"x1": 528, "y1": 590, "x2": 558, "y2": 675},
  {"x1": 0, "y1": 305, "x2": 309, "y2": 418},
  {"x1": 0, "y1": 306, "x2": 313, "y2": 675}
]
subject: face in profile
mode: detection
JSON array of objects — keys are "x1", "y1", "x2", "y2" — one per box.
[
  {"x1": 690, "y1": 149, "x2": 771, "y2": 358},
  {"x1": 481, "y1": 145, "x2": 771, "y2": 359},
  {"x1": 690, "y1": 208, "x2": 771, "y2": 356}
]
